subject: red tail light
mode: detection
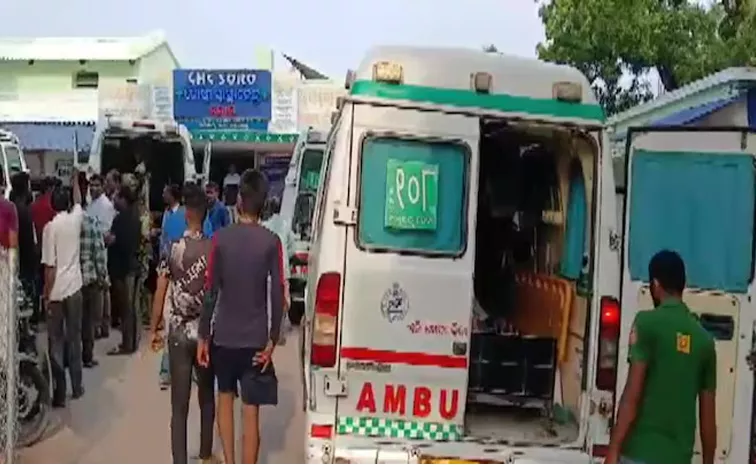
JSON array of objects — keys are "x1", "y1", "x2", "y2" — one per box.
[
  {"x1": 596, "y1": 296, "x2": 621, "y2": 390},
  {"x1": 311, "y1": 272, "x2": 341, "y2": 367}
]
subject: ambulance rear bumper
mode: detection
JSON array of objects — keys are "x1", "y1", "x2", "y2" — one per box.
[{"x1": 306, "y1": 435, "x2": 591, "y2": 464}]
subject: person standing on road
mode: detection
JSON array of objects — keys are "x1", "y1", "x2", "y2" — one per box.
[
  {"x1": 198, "y1": 169, "x2": 285, "y2": 464},
  {"x1": 261, "y1": 197, "x2": 292, "y2": 344},
  {"x1": 156, "y1": 183, "x2": 186, "y2": 389},
  {"x1": 79, "y1": 183, "x2": 107, "y2": 369},
  {"x1": 86, "y1": 174, "x2": 115, "y2": 338},
  {"x1": 104, "y1": 169, "x2": 121, "y2": 200},
  {"x1": 106, "y1": 185, "x2": 141, "y2": 356},
  {"x1": 149, "y1": 183, "x2": 217, "y2": 464},
  {"x1": 10, "y1": 173, "x2": 39, "y2": 325},
  {"x1": 606, "y1": 250, "x2": 718, "y2": 464},
  {"x1": 204, "y1": 182, "x2": 230, "y2": 235},
  {"x1": 42, "y1": 172, "x2": 86, "y2": 407}
]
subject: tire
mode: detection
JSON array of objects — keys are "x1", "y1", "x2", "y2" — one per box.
[
  {"x1": 16, "y1": 360, "x2": 51, "y2": 448},
  {"x1": 289, "y1": 301, "x2": 305, "y2": 326}
]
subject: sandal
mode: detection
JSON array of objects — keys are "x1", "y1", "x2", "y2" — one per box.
[{"x1": 107, "y1": 346, "x2": 132, "y2": 356}]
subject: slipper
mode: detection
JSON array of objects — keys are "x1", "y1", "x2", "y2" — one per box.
[{"x1": 107, "y1": 347, "x2": 132, "y2": 356}]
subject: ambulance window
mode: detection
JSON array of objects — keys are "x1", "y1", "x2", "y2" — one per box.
[
  {"x1": 311, "y1": 129, "x2": 337, "y2": 242},
  {"x1": 3, "y1": 146, "x2": 22, "y2": 172},
  {"x1": 298, "y1": 148, "x2": 324, "y2": 193},
  {"x1": 358, "y1": 136, "x2": 468, "y2": 256}
]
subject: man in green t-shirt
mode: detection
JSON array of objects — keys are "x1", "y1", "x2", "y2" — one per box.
[{"x1": 606, "y1": 250, "x2": 717, "y2": 464}]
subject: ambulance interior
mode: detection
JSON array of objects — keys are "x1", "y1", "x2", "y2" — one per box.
[
  {"x1": 100, "y1": 129, "x2": 186, "y2": 212},
  {"x1": 467, "y1": 118, "x2": 596, "y2": 444}
]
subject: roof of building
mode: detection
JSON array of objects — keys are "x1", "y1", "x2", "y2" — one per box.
[
  {"x1": 607, "y1": 67, "x2": 756, "y2": 126},
  {"x1": 0, "y1": 30, "x2": 173, "y2": 61}
]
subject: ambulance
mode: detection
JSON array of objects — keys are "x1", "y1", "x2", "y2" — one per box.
[
  {"x1": 301, "y1": 45, "x2": 754, "y2": 463},
  {"x1": 0, "y1": 129, "x2": 28, "y2": 199},
  {"x1": 87, "y1": 117, "x2": 197, "y2": 213},
  {"x1": 281, "y1": 127, "x2": 329, "y2": 324}
]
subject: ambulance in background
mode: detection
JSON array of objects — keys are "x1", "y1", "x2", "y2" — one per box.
[
  {"x1": 301, "y1": 46, "x2": 755, "y2": 463},
  {"x1": 0, "y1": 129, "x2": 29, "y2": 199},
  {"x1": 281, "y1": 127, "x2": 327, "y2": 325},
  {"x1": 87, "y1": 117, "x2": 197, "y2": 213}
]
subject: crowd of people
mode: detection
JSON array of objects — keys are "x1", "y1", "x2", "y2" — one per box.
[{"x1": 0, "y1": 163, "x2": 293, "y2": 463}]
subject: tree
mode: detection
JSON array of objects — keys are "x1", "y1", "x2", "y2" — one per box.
[{"x1": 533, "y1": 0, "x2": 756, "y2": 116}]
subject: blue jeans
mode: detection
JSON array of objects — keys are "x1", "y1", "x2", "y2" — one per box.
[{"x1": 159, "y1": 348, "x2": 170, "y2": 383}]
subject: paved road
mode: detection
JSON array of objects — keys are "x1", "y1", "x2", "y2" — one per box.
[{"x1": 20, "y1": 329, "x2": 305, "y2": 464}]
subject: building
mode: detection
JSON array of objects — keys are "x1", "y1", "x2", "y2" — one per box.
[{"x1": 0, "y1": 31, "x2": 180, "y2": 177}]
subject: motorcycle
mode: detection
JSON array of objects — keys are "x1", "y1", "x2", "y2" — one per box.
[{"x1": 14, "y1": 280, "x2": 52, "y2": 448}]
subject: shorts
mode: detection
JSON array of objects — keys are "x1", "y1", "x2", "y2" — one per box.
[{"x1": 212, "y1": 344, "x2": 278, "y2": 406}]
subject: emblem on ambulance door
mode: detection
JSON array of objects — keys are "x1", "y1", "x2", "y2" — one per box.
[{"x1": 381, "y1": 283, "x2": 409, "y2": 323}]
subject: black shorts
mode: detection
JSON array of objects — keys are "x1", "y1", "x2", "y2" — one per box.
[{"x1": 212, "y1": 345, "x2": 278, "y2": 406}]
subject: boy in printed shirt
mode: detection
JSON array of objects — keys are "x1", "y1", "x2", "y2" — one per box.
[{"x1": 149, "y1": 183, "x2": 216, "y2": 464}]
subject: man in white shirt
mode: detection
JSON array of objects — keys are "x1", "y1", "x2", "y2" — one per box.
[
  {"x1": 222, "y1": 164, "x2": 240, "y2": 190},
  {"x1": 86, "y1": 174, "x2": 115, "y2": 232},
  {"x1": 42, "y1": 170, "x2": 85, "y2": 407},
  {"x1": 85, "y1": 173, "x2": 115, "y2": 338}
]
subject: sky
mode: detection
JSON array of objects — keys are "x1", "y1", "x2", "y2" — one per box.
[{"x1": 3, "y1": 0, "x2": 546, "y2": 78}]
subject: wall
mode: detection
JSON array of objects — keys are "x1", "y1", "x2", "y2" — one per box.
[
  {"x1": 0, "y1": 46, "x2": 179, "y2": 122},
  {"x1": 137, "y1": 44, "x2": 179, "y2": 83},
  {"x1": 0, "y1": 60, "x2": 135, "y2": 122},
  {"x1": 698, "y1": 99, "x2": 748, "y2": 126}
]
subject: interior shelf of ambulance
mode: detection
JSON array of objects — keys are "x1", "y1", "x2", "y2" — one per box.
[
  {"x1": 466, "y1": 119, "x2": 595, "y2": 445},
  {"x1": 102, "y1": 129, "x2": 186, "y2": 213}
]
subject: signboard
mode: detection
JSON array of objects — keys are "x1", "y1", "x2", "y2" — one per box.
[
  {"x1": 150, "y1": 84, "x2": 173, "y2": 121},
  {"x1": 298, "y1": 83, "x2": 345, "y2": 130},
  {"x1": 98, "y1": 82, "x2": 150, "y2": 120},
  {"x1": 384, "y1": 159, "x2": 439, "y2": 230},
  {"x1": 269, "y1": 79, "x2": 298, "y2": 134},
  {"x1": 173, "y1": 69, "x2": 272, "y2": 121}
]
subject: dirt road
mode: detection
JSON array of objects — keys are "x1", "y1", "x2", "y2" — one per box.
[{"x1": 20, "y1": 330, "x2": 304, "y2": 464}]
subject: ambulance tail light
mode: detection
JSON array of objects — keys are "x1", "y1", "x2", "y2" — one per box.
[
  {"x1": 596, "y1": 296, "x2": 621, "y2": 390},
  {"x1": 311, "y1": 272, "x2": 341, "y2": 368}
]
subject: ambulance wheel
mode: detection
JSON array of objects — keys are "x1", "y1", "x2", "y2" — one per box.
[{"x1": 289, "y1": 301, "x2": 304, "y2": 326}]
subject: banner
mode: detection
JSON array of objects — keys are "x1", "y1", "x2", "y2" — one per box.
[
  {"x1": 173, "y1": 69, "x2": 272, "y2": 122},
  {"x1": 268, "y1": 79, "x2": 298, "y2": 134},
  {"x1": 98, "y1": 82, "x2": 150, "y2": 120},
  {"x1": 297, "y1": 82, "x2": 345, "y2": 131}
]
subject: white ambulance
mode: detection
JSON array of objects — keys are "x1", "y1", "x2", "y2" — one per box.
[
  {"x1": 282, "y1": 127, "x2": 329, "y2": 324},
  {"x1": 87, "y1": 117, "x2": 197, "y2": 212},
  {"x1": 301, "y1": 45, "x2": 754, "y2": 463},
  {"x1": 0, "y1": 129, "x2": 28, "y2": 199}
]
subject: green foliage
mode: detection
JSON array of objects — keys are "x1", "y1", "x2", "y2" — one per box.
[{"x1": 532, "y1": 0, "x2": 756, "y2": 116}]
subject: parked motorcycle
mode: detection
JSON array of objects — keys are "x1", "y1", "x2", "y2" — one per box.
[{"x1": 15, "y1": 280, "x2": 51, "y2": 448}]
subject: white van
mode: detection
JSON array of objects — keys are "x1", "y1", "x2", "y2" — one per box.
[
  {"x1": 87, "y1": 117, "x2": 197, "y2": 212},
  {"x1": 282, "y1": 128, "x2": 328, "y2": 323},
  {"x1": 0, "y1": 129, "x2": 29, "y2": 199},
  {"x1": 301, "y1": 46, "x2": 622, "y2": 463},
  {"x1": 302, "y1": 46, "x2": 756, "y2": 463}
]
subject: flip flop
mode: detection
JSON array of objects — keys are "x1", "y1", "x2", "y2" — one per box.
[{"x1": 107, "y1": 346, "x2": 132, "y2": 356}]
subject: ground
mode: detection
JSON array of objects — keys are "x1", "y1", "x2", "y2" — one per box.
[{"x1": 20, "y1": 330, "x2": 305, "y2": 464}]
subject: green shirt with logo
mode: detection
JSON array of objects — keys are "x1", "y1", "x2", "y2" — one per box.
[{"x1": 621, "y1": 299, "x2": 717, "y2": 463}]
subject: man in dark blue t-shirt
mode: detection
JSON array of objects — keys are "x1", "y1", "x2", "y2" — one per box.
[{"x1": 198, "y1": 169, "x2": 285, "y2": 464}]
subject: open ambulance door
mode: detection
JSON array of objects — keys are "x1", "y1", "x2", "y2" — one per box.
[
  {"x1": 585, "y1": 129, "x2": 622, "y2": 460},
  {"x1": 617, "y1": 126, "x2": 756, "y2": 463}
]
